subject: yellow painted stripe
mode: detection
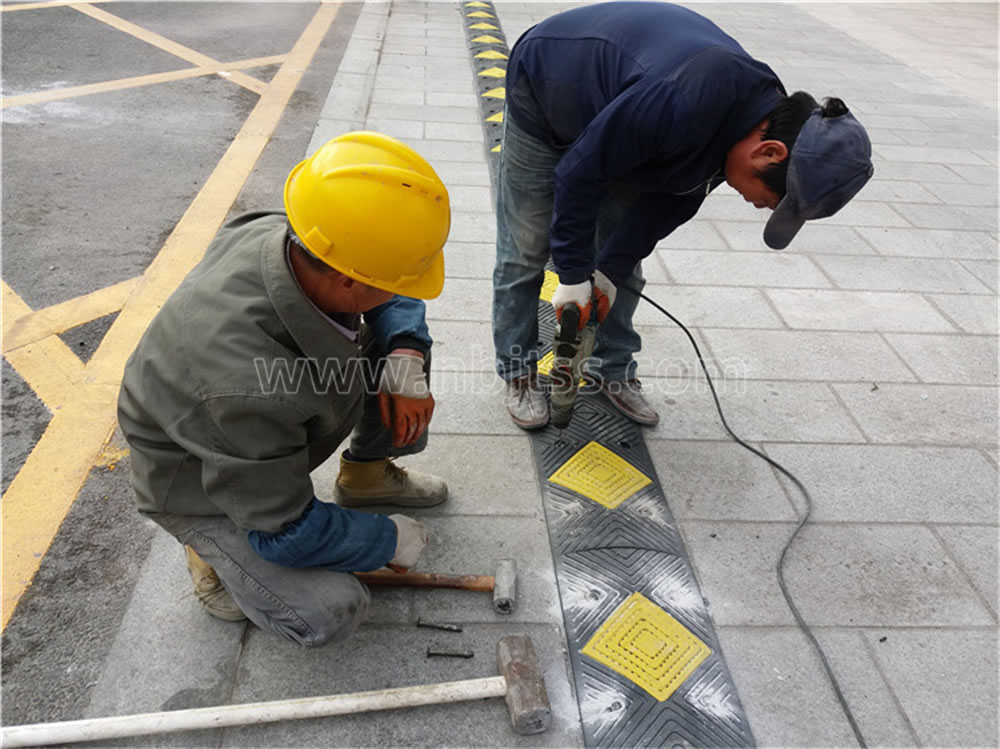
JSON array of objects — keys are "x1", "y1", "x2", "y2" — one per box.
[
  {"x1": 1, "y1": 0, "x2": 116, "y2": 10},
  {"x1": 2, "y1": 278, "x2": 140, "y2": 353},
  {"x1": 2, "y1": 54, "x2": 285, "y2": 110},
  {"x1": 470, "y1": 34, "x2": 503, "y2": 44},
  {"x1": 477, "y1": 66, "x2": 506, "y2": 78},
  {"x1": 1, "y1": 282, "x2": 85, "y2": 408},
  {"x1": 482, "y1": 87, "x2": 505, "y2": 99},
  {"x1": 467, "y1": 11, "x2": 494, "y2": 18},
  {"x1": 485, "y1": 110, "x2": 503, "y2": 123},
  {"x1": 70, "y1": 3, "x2": 264, "y2": 94},
  {"x1": 1, "y1": 1, "x2": 342, "y2": 631},
  {"x1": 475, "y1": 49, "x2": 507, "y2": 60},
  {"x1": 468, "y1": 22, "x2": 498, "y2": 30}
]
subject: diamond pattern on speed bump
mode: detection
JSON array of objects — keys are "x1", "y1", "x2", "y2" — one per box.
[
  {"x1": 548, "y1": 441, "x2": 652, "y2": 509},
  {"x1": 582, "y1": 592, "x2": 712, "y2": 702}
]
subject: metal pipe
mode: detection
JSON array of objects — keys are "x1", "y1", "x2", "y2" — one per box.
[{"x1": 2, "y1": 676, "x2": 508, "y2": 748}]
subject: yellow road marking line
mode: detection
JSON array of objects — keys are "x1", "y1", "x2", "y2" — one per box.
[
  {"x1": 2, "y1": 278, "x2": 140, "y2": 353},
  {"x1": 1, "y1": 282, "x2": 85, "y2": 407},
  {"x1": 69, "y1": 3, "x2": 265, "y2": 94},
  {"x1": 1, "y1": 0, "x2": 116, "y2": 11},
  {"x1": 2, "y1": 55, "x2": 285, "y2": 110},
  {"x1": 1, "y1": 1, "x2": 342, "y2": 630}
]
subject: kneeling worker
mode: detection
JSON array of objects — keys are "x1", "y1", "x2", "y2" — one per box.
[{"x1": 118, "y1": 132, "x2": 451, "y2": 647}]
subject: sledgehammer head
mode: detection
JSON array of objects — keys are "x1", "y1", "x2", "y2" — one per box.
[
  {"x1": 496, "y1": 635, "x2": 551, "y2": 735},
  {"x1": 492, "y1": 559, "x2": 517, "y2": 614}
]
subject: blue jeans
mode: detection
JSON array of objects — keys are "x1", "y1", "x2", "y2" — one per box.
[{"x1": 492, "y1": 111, "x2": 646, "y2": 383}]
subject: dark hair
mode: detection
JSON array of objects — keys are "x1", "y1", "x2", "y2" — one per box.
[{"x1": 757, "y1": 93, "x2": 849, "y2": 196}]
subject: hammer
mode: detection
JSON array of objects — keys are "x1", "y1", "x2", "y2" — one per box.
[
  {"x1": 355, "y1": 559, "x2": 517, "y2": 614},
  {"x1": 0, "y1": 635, "x2": 552, "y2": 746}
]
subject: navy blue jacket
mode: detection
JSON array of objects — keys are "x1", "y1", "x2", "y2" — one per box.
[{"x1": 506, "y1": 2, "x2": 786, "y2": 284}]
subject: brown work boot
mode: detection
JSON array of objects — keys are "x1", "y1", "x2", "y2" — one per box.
[
  {"x1": 602, "y1": 378, "x2": 660, "y2": 426},
  {"x1": 334, "y1": 454, "x2": 448, "y2": 508},
  {"x1": 504, "y1": 373, "x2": 549, "y2": 430},
  {"x1": 184, "y1": 546, "x2": 247, "y2": 622}
]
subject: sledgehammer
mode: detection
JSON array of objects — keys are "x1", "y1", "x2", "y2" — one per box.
[
  {"x1": 1, "y1": 635, "x2": 551, "y2": 746},
  {"x1": 355, "y1": 559, "x2": 517, "y2": 614}
]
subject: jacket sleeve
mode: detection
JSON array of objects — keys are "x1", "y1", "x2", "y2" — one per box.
[
  {"x1": 551, "y1": 78, "x2": 690, "y2": 284},
  {"x1": 596, "y1": 192, "x2": 706, "y2": 284},
  {"x1": 364, "y1": 295, "x2": 432, "y2": 355},
  {"x1": 247, "y1": 497, "x2": 397, "y2": 572}
]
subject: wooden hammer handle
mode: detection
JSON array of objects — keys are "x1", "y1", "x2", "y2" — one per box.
[{"x1": 355, "y1": 571, "x2": 495, "y2": 593}]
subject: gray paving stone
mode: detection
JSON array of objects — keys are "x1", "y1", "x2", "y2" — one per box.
[
  {"x1": 446, "y1": 185, "x2": 493, "y2": 213},
  {"x1": 426, "y1": 277, "x2": 491, "y2": 321},
  {"x1": 936, "y1": 525, "x2": 999, "y2": 618},
  {"x1": 642, "y1": 377, "x2": 866, "y2": 444},
  {"x1": 660, "y1": 250, "x2": 831, "y2": 288},
  {"x1": 814, "y1": 255, "x2": 992, "y2": 293},
  {"x1": 695, "y1": 192, "x2": 768, "y2": 222},
  {"x1": 699, "y1": 329, "x2": 916, "y2": 382},
  {"x1": 714, "y1": 221, "x2": 875, "y2": 255},
  {"x1": 632, "y1": 284, "x2": 784, "y2": 328},
  {"x1": 833, "y1": 382, "x2": 997, "y2": 446},
  {"x1": 309, "y1": 118, "x2": 362, "y2": 153},
  {"x1": 317, "y1": 71, "x2": 375, "y2": 122},
  {"x1": 441, "y1": 240, "x2": 494, "y2": 279},
  {"x1": 818, "y1": 200, "x2": 913, "y2": 228},
  {"x1": 426, "y1": 319, "x2": 494, "y2": 372},
  {"x1": 716, "y1": 627, "x2": 909, "y2": 749},
  {"x1": 924, "y1": 181, "x2": 998, "y2": 207},
  {"x1": 680, "y1": 521, "x2": 798, "y2": 626},
  {"x1": 225, "y1": 623, "x2": 582, "y2": 748},
  {"x1": 425, "y1": 121, "x2": 491, "y2": 142},
  {"x1": 371, "y1": 87, "x2": 423, "y2": 105},
  {"x1": 852, "y1": 179, "x2": 938, "y2": 203},
  {"x1": 431, "y1": 370, "x2": 522, "y2": 436},
  {"x1": 433, "y1": 160, "x2": 493, "y2": 187},
  {"x1": 958, "y1": 260, "x2": 999, "y2": 292},
  {"x1": 363, "y1": 117, "x2": 424, "y2": 140},
  {"x1": 884, "y1": 332, "x2": 998, "y2": 385},
  {"x1": 766, "y1": 288, "x2": 955, "y2": 332},
  {"x1": 856, "y1": 226, "x2": 999, "y2": 260},
  {"x1": 875, "y1": 145, "x2": 990, "y2": 166},
  {"x1": 649, "y1": 441, "x2": 796, "y2": 521},
  {"x1": 367, "y1": 102, "x2": 482, "y2": 124},
  {"x1": 864, "y1": 628, "x2": 998, "y2": 747},
  {"x1": 426, "y1": 91, "x2": 482, "y2": 107},
  {"x1": 927, "y1": 294, "x2": 998, "y2": 335},
  {"x1": 391, "y1": 138, "x2": 485, "y2": 162},
  {"x1": 947, "y1": 163, "x2": 1000, "y2": 185},
  {"x1": 892, "y1": 202, "x2": 998, "y2": 232},
  {"x1": 873, "y1": 160, "x2": 968, "y2": 183},
  {"x1": 762, "y1": 444, "x2": 999, "y2": 524},
  {"x1": 446, "y1": 211, "x2": 495, "y2": 244},
  {"x1": 83, "y1": 534, "x2": 243, "y2": 747},
  {"x1": 654, "y1": 220, "x2": 727, "y2": 251},
  {"x1": 694, "y1": 521, "x2": 995, "y2": 626}
]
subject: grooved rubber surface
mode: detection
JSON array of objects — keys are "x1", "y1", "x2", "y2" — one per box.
[{"x1": 463, "y1": 4, "x2": 754, "y2": 745}]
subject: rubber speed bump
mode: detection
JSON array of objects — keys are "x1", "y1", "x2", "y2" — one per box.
[
  {"x1": 582, "y1": 592, "x2": 712, "y2": 702},
  {"x1": 549, "y1": 442, "x2": 652, "y2": 510}
]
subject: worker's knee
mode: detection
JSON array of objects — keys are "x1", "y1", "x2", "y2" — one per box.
[{"x1": 264, "y1": 573, "x2": 371, "y2": 649}]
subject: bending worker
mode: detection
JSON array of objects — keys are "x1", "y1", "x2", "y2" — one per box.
[
  {"x1": 494, "y1": 2, "x2": 873, "y2": 429},
  {"x1": 118, "y1": 132, "x2": 451, "y2": 647}
]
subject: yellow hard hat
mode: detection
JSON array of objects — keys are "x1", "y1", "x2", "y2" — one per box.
[{"x1": 284, "y1": 131, "x2": 450, "y2": 299}]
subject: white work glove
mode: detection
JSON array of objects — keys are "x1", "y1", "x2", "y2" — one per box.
[
  {"x1": 388, "y1": 514, "x2": 428, "y2": 570},
  {"x1": 378, "y1": 351, "x2": 434, "y2": 448},
  {"x1": 551, "y1": 271, "x2": 617, "y2": 330}
]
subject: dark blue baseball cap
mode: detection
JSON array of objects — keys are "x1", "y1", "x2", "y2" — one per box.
[{"x1": 764, "y1": 108, "x2": 874, "y2": 250}]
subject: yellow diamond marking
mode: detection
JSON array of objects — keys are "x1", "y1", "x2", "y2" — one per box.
[
  {"x1": 478, "y1": 66, "x2": 506, "y2": 78},
  {"x1": 482, "y1": 87, "x2": 505, "y2": 100},
  {"x1": 548, "y1": 441, "x2": 651, "y2": 509},
  {"x1": 465, "y1": 1, "x2": 490, "y2": 6},
  {"x1": 475, "y1": 49, "x2": 509, "y2": 60},
  {"x1": 485, "y1": 111, "x2": 503, "y2": 123},
  {"x1": 539, "y1": 269, "x2": 558, "y2": 302},
  {"x1": 470, "y1": 34, "x2": 504, "y2": 44},
  {"x1": 467, "y1": 10, "x2": 496, "y2": 18},
  {"x1": 582, "y1": 592, "x2": 712, "y2": 702},
  {"x1": 491, "y1": 144, "x2": 502, "y2": 152},
  {"x1": 469, "y1": 22, "x2": 499, "y2": 30}
]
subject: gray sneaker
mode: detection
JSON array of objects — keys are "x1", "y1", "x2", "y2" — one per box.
[
  {"x1": 504, "y1": 373, "x2": 549, "y2": 430},
  {"x1": 602, "y1": 378, "x2": 660, "y2": 426}
]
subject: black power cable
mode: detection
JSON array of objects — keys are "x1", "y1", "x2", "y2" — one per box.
[{"x1": 637, "y1": 290, "x2": 868, "y2": 749}]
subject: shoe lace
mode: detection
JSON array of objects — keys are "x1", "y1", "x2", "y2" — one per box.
[{"x1": 384, "y1": 459, "x2": 408, "y2": 485}]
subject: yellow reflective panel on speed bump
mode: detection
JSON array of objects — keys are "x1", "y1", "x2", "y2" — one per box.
[
  {"x1": 548, "y1": 441, "x2": 651, "y2": 509},
  {"x1": 582, "y1": 592, "x2": 712, "y2": 702},
  {"x1": 539, "y1": 269, "x2": 558, "y2": 303}
]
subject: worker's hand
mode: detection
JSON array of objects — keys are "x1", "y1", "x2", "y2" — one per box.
[
  {"x1": 551, "y1": 280, "x2": 593, "y2": 330},
  {"x1": 388, "y1": 514, "x2": 428, "y2": 569},
  {"x1": 378, "y1": 350, "x2": 434, "y2": 447},
  {"x1": 592, "y1": 270, "x2": 617, "y2": 321}
]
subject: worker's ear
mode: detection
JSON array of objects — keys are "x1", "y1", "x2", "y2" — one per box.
[{"x1": 750, "y1": 139, "x2": 788, "y2": 166}]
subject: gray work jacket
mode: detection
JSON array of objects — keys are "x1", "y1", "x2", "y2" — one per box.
[{"x1": 118, "y1": 212, "x2": 371, "y2": 534}]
